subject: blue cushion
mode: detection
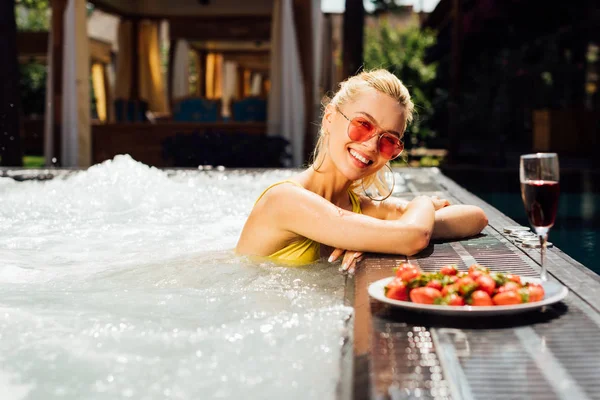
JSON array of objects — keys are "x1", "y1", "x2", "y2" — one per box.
[
  {"x1": 231, "y1": 97, "x2": 267, "y2": 122},
  {"x1": 173, "y1": 98, "x2": 220, "y2": 122}
]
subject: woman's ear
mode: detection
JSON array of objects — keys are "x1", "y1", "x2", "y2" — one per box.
[{"x1": 322, "y1": 104, "x2": 335, "y2": 128}]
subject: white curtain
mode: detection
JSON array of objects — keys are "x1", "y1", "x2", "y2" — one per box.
[
  {"x1": 221, "y1": 61, "x2": 238, "y2": 118},
  {"x1": 138, "y1": 20, "x2": 168, "y2": 113},
  {"x1": 171, "y1": 39, "x2": 190, "y2": 99},
  {"x1": 250, "y1": 74, "x2": 262, "y2": 96},
  {"x1": 61, "y1": 0, "x2": 91, "y2": 167},
  {"x1": 267, "y1": 0, "x2": 305, "y2": 167}
]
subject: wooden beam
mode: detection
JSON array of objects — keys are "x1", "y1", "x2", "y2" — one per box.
[
  {"x1": 169, "y1": 16, "x2": 271, "y2": 42},
  {"x1": 17, "y1": 31, "x2": 112, "y2": 64},
  {"x1": 219, "y1": 52, "x2": 271, "y2": 72},
  {"x1": 342, "y1": 0, "x2": 365, "y2": 79},
  {"x1": 194, "y1": 48, "x2": 270, "y2": 58},
  {"x1": 51, "y1": 0, "x2": 67, "y2": 165},
  {"x1": 0, "y1": 0, "x2": 24, "y2": 166},
  {"x1": 129, "y1": 18, "x2": 140, "y2": 100},
  {"x1": 88, "y1": 37, "x2": 112, "y2": 64}
]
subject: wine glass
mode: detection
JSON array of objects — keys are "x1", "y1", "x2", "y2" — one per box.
[{"x1": 519, "y1": 153, "x2": 560, "y2": 281}]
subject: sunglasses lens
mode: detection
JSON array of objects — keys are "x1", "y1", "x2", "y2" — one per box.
[
  {"x1": 379, "y1": 134, "x2": 403, "y2": 159},
  {"x1": 348, "y1": 118, "x2": 374, "y2": 142},
  {"x1": 347, "y1": 116, "x2": 403, "y2": 159}
]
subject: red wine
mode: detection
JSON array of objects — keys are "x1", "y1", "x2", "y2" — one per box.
[{"x1": 520, "y1": 180, "x2": 560, "y2": 228}]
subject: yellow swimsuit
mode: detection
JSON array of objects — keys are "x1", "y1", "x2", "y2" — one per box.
[{"x1": 254, "y1": 180, "x2": 362, "y2": 265}]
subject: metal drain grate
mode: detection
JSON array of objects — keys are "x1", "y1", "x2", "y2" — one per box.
[
  {"x1": 371, "y1": 321, "x2": 452, "y2": 400},
  {"x1": 461, "y1": 234, "x2": 540, "y2": 277},
  {"x1": 437, "y1": 329, "x2": 556, "y2": 400},
  {"x1": 410, "y1": 232, "x2": 540, "y2": 278},
  {"x1": 409, "y1": 243, "x2": 467, "y2": 272}
]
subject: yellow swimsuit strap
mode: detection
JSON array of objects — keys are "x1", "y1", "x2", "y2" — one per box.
[
  {"x1": 256, "y1": 180, "x2": 362, "y2": 214},
  {"x1": 254, "y1": 180, "x2": 304, "y2": 206},
  {"x1": 348, "y1": 190, "x2": 362, "y2": 214}
]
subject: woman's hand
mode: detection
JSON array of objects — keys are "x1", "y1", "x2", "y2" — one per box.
[
  {"x1": 430, "y1": 196, "x2": 450, "y2": 211},
  {"x1": 328, "y1": 248, "x2": 363, "y2": 274}
]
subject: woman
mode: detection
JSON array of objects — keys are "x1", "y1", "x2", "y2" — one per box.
[{"x1": 236, "y1": 69, "x2": 488, "y2": 272}]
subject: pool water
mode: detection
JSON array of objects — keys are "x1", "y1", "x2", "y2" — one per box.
[
  {"x1": 0, "y1": 156, "x2": 351, "y2": 399},
  {"x1": 477, "y1": 192, "x2": 600, "y2": 275}
]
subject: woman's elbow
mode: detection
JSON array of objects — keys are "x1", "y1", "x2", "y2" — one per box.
[
  {"x1": 401, "y1": 227, "x2": 432, "y2": 256},
  {"x1": 474, "y1": 207, "x2": 489, "y2": 234}
]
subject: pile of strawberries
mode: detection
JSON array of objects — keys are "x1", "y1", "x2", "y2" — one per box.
[{"x1": 384, "y1": 263, "x2": 545, "y2": 306}]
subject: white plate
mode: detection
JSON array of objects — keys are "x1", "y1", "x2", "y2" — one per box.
[{"x1": 368, "y1": 276, "x2": 568, "y2": 316}]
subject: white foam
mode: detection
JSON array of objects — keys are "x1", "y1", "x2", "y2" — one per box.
[{"x1": 0, "y1": 156, "x2": 351, "y2": 399}]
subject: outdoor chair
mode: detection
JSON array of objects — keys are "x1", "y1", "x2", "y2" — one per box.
[
  {"x1": 231, "y1": 97, "x2": 267, "y2": 122},
  {"x1": 172, "y1": 97, "x2": 221, "y2": 122}
]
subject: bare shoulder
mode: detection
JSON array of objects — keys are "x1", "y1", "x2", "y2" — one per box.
[
  {"x1": 236, "y1": 181, "x2": 308, "y2": 256},
  {"x1": 254, "y1": 180, "x2": 308, "y2": 214}
]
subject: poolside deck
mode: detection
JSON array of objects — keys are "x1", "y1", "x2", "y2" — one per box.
[{"x1": 349, "y1": 168, "x2": 600, "y2": 400}]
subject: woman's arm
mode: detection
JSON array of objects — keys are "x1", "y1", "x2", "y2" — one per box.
[
  {"x1": 259, "y1": 184, "x2": 436, "y2": 256},
  {"x1": 431, "y1": 205, "x2": 488, "y2": 240},
  {"x1": 362, "y1": 196, "x2": 488, "y2": 240}
]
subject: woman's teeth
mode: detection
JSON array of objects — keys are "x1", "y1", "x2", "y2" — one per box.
[{"x1": 350, "y1": 149, "x2": 371, "y2": 165}]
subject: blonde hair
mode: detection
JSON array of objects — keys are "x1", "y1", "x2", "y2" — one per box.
[{"x1": 312, "y1": 69, "x2": 414, "y2": 198}]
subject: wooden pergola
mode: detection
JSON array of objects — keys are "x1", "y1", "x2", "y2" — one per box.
[
  {"x1": 17, "y1": 31, "x2": 113, "y2": 156},
  {"x1": 45, "y1": 0, "x2": 324, "y2": 167}
]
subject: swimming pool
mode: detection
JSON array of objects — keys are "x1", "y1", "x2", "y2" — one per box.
[
  {"x1": 443, "y1": 167, "x2": 600, "y2": 275},
  {"x1": 0, "y1": 156, "x2": 352, "y2": 399}
]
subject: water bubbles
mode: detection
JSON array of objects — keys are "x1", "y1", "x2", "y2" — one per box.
[{"x1": 0, "y1": 159, "x2": 347, "y2": 399}]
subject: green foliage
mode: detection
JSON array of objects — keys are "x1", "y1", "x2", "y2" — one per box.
[
  {"x1": 15, "y1": 0, "x2": 49, "y2": 115},
  {"x1": 363, "y1": 22, "x2": 438, "y2": 143},
  {"x1": 15, "y1": 0, "x2": 50, "y2": 31},
  {"x1": 19, "y1": 61, "x2": 47, "y2": 116},
  {"x1": 15, "y1": 0, "x2": 49, "y2": 8},
  {"x1": 370, "y1": 0, "x2": 408, "y2": 15}
]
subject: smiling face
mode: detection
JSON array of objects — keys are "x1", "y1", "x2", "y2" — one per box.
[{"x1": 322, "y1": 87, "x2": 407, "y2": 181}]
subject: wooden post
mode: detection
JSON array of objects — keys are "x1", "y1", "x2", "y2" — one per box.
[
  {"x1": 447, "y1": 0, "x2": 461, "y2": 164},
  {"x1": 127, "y1": 18, "x2": 140, "y2": 122},
  {"x1": 103, "y1": 64, "x2": 112, "y2": 122},
  {"x1": 50, "y1": 0, "x2": 67, "y2": 165},
  {"x1": 293, "y1": 0, "x2": 316, "y2": 163},
  {"x1": 236, "y1": 64, "x2": 245, "y2": 99},
  {"x1": 167, "y1": 38, "x2": 176, "y2": 109},
  {"x1": 0, "y1": 0, "x2": 24, "y2": 166},
  {"x1": 71, "y1": 0, "x2": 91, "y2": 166},
  {"x1": 342, "y1": 0, "x2": 365, "y2": 79},
  {"x1": 197, "y1": 49, "x2": 208, "y2": 97}
]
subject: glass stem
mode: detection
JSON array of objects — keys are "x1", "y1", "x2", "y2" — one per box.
[{"x1": 539, "y1": 233, "x2": 548, "y2": 281}]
